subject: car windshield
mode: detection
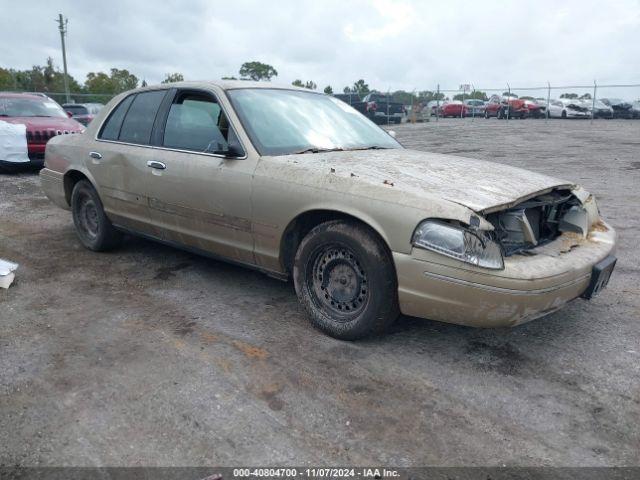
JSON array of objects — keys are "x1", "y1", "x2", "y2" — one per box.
[
  {"x1": 64, "y1": 105, "x2": 89, "y2": 115},
  {"x1": 0, "y1": 97, "x2": 68, "y2": 118},
  {"x1": 227, "y1": 88, "x2": 401, "y2": 156}
]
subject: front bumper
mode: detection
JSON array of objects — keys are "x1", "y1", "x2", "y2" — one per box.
[{"x1": 394, "y1": 221, "x2": 616, "y2": 327}]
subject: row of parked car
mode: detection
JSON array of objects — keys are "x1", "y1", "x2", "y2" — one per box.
[
  {"x1": 0, "y1": 92, "x2": 104, "y2": 169},
  {"x1": 422, "y1": 95, "x2": 640, "y2": 120}
]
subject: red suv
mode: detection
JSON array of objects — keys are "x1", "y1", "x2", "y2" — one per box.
[
  {"x1": 484, "y1": 95, "x2": 529, "y2": 119},
  {"x1": 0, "y1": 93, "x2": 84, "y2": 170}
]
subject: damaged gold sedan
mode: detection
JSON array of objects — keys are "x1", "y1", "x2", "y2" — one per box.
[{"x1": 40, "y1": 81, "x2": 617, "y2": 339}]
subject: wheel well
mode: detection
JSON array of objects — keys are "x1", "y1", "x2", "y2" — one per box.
[
  {"x1": 63, "y1": 170, "x2": 89, "y2": 206},
  {"x1": 280, "y1": 210, "x2": 392, "y2": 275}
]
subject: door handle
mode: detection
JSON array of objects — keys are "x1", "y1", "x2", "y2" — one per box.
[
  {"x1": 89, "y1": 151, "x2": 102, "y2": 160},
  {"x1": 147, "y1": 160, "x2": 166, "y2": 170}
]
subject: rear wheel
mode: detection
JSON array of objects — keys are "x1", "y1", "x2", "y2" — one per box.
[
  {"x1": 71, "y1": 180, "x2": 122, "y2": 251},
  {"x1": 293, "y1": 220, "x2": 399, "y2": 340}
]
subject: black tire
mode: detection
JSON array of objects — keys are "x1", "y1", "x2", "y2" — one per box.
[
  {"x1": 293, "y1": 220, "x2": 399, "y2": 340},
  {"x1": 71, "y1": 179, "x2": 122, "y2": 251},
  {"x1": 561, "y1": 110, "x2": 567, "y2": 119},
  {"x1": 484, "y1": 109, "x2": 490, "y2": 119},
  {"x1": 0, "y1": 161, "x2": 26, "y2": 174}
]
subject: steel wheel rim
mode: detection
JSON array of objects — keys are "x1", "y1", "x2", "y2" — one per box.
[
  {"x1": 77, "y1": 193, "x2": 99, "y2": 239},
  {"x1": 307, "y1": 244, "x2": 369, "y2": 321}
]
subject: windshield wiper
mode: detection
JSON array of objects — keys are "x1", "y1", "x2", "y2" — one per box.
[
  {"x1": 292, "y1": 147, "x2": 344, "y2": 155},
  {"x1": 347, "y1": 145, "x2": 390, "y2": 151}
]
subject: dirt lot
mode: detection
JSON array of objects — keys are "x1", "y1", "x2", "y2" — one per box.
[{"x1": 1, "y1": 118, "x2": 639, "y2": 467}]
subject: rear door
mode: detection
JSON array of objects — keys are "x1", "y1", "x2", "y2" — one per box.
[
  {"x1": 143, "y1": 87, "x2": 257, "y2": 264},
  {"x1": 90, "y1": 89, "x2": 168, "y2": 235}
]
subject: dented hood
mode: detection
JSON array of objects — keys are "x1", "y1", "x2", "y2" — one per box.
[{"x1": 273, "y1": 149, "x2": 572, "y2": 213}]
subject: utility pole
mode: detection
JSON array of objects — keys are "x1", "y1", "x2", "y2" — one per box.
[{"x1": 57, "y1": 14, "x2": 70, "y2": 103}]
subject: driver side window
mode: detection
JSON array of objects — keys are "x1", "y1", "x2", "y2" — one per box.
[{"x1": 162, "y1": 92, "x2": 230, "y2": 154}]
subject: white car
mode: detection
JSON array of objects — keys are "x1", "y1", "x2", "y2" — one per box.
[{"x1": 547, "y1": 99, "x2": 590, "y2": 119}]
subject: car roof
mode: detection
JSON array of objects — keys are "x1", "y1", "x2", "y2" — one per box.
[
  {"x1": 0, "y1": 92, "x2": 49, "y2": 101},
  {"x1": 127, "y1": 80, "x2": 315, "y2": 94}
]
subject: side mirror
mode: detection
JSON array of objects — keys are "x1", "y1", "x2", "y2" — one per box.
[
  {"x1": 66, "y1": 111, "x2": 73, "y2": 118},
  {"x1": 388, "y1": 130, "x2": 396, "y2": 138}
]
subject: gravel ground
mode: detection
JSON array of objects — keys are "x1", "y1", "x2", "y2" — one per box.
[{"x1": 1, "y1": 118, "x2": 639, "y2": 467}]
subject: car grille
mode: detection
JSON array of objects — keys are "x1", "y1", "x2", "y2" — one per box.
[
  {"x1": 487, "y1": 190, "x2": 579, "y2": 256},
  {"x1": 26, "y1": 129, "x2": 77, "y2": 144}
]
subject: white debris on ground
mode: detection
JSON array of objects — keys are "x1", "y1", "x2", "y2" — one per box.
[{"x1": 0, "y1": 259, "x2": 18, "y2": 289}]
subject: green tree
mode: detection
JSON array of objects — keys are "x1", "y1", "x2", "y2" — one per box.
[
  {"x1": 221, "y1": 76, "x2": 238, "y2": 80},
  {"x1": 351, "y1": 79, "x2": 370, "y2": 95},
  {"x1": 391, "y1": 90, "x2": 417, "y2": 105},
  {"x1": 239, "y1": 61, "x2": 278, "y2": 81},
  {"x1": 323, "y1": 85, "x2": 333, "y2": 94},
  {"x1": 161, "y1": 72, "x2": 184, "y2": 84},
  {"x1": 292, "y1": 79, "x2": 316, "y2": 90},
  {"x1": 453, "y1": 90, "x2": 487, "y2": 101},
  {"x1": 0, "y1": 67, "x2": 15, "y2": 90},
  {"x1": 85, "y1": 68, "x2": 138, "y2": 94},
  {"x1": 503, "y1": 91, "x2": 518, "y2": 98},
  {"x1": 417, "y1": 90, "x2": 445, "y2": 102},
  {"x1": 560, "y1": 93, "x2": 579, "y2": 99},
  {"x1": 141, "y1": 79, "x2": 148, "y2": 87},
  {"x1": 579, "y1": 93, "x2": 592, "y2": 100}
]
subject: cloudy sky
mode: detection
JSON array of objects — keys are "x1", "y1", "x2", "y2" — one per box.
[{"x1": 1, "y1": 0, "x2": 639, "y2": 97}]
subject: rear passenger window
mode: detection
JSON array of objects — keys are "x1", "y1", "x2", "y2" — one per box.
[
  {"x1": 118, "y1": 90, "x2": 166, "y2": 145},
  {"x1": 99, "y1": 95, "x2": 135, "y2": 140}
]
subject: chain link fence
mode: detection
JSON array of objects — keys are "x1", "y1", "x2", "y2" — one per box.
[{"x1": 4, "y1": 82, "x2": 640, "y2": 127}]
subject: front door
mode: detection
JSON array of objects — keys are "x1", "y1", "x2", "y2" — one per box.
[{"x1": 144, "y1": 88, "x2": 256, "y2": 264}]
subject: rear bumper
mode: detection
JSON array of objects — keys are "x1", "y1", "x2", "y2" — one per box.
[
  {"x1": 39, "y1": 168, "x2": 69, "y2": 210},
  {"x1": 394, "y1": 222, "x2": 617, "y2": 328}
]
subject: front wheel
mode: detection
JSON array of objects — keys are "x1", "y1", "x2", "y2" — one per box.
[
  {"x1": 71, "y1": 179, "x2": 123, "y2": 251},
  {"x1": 293, "y1": 220, "x2": 399, "y2": 340}
]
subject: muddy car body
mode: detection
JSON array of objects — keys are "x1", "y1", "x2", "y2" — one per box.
[{"x1": 40, "y1": 81, "x2": 617, "y2": 339}]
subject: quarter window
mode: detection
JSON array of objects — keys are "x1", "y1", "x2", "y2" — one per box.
[
  {"x1": 99, "y1": 95, "x2": 135, "y2": 140},
  {"x1": 118, "y1": 90, "x2": 166, "y2": 145}
]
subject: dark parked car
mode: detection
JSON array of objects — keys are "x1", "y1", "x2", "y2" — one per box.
[
  {"x1": 601, "y1": 98, "x2": 634, "y2": 119},
  {"x1": 62, "y1": 103, "x2": 104, "y2": 126},
  {"x1": 0, "y1": 93, "x2": 84, "y2": 171},
  {"x1": 588, "y1": 100, "x2": 614, "y2": 119},
  {"x1": 358, "y1": 92, "x2": 404, "y2": 124}
]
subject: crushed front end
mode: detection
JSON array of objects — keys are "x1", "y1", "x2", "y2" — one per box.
[{"x1": 394, "y1": 187, "x2": 617, "y2": 327}]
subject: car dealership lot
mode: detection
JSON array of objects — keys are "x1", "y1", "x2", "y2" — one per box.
[{"x1": 1, "y1": 119, "x2": 638, "y2": 466}]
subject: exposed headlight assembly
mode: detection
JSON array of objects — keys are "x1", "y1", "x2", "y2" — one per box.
[{"x1": 412, "y1": 219, "x2": 504, "y2": 270}]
